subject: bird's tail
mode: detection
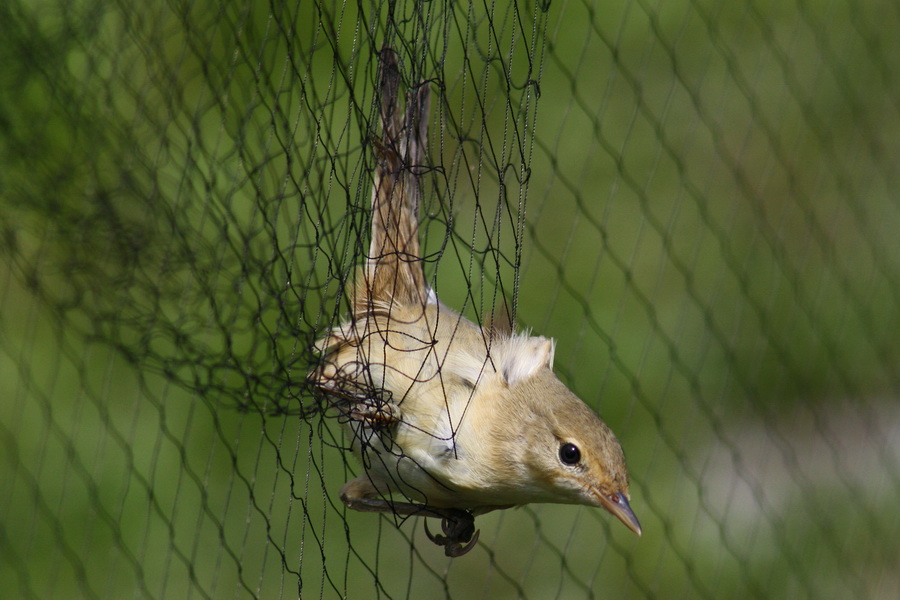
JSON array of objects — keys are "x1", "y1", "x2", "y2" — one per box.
[{"x1": 356, "y1": 46, "x2": 431, "y2": 314}]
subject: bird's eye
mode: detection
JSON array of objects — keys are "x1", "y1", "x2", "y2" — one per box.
[{"x1": 559, "y1": 442, "x2": 581, "y2": 465}]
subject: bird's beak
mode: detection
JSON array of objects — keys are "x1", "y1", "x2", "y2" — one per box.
[{"x1": 596, "y1": 490, "x2": 642, "y2": 536}]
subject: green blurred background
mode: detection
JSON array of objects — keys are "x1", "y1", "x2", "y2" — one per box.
[{"x1": 2, "y1": 0, "x2": 898, "y2": 598}]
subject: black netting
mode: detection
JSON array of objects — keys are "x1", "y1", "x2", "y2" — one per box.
[{"x1": 2, "y1": 0, "x2": 899, "y2": 598}]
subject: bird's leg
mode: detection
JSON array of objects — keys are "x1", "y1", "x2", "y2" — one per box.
[
  {"x1": 422, "y1": 511, "x2": 480, "y2": 557},
  {"x1": 347, "y1": 398, "x2": 398, "y2": 429},
  {"x1": 340, "y1": 477, "x2": 480, "y2": 557}
]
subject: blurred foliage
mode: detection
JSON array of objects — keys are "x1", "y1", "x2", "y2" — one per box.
[{"x1": 2, "y1": 0, "x2": 899, "y2": 599}]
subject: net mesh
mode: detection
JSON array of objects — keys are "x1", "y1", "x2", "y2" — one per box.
[{"x1": 2, "y1": 0, "x2": 899, "y2": 598}]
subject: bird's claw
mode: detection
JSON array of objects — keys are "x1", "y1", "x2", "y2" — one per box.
[{"x1": 423, "y1": 512, "x2": 480, "y2": 557}]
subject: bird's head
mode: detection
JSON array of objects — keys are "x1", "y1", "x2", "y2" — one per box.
[
  {"x1": 539, "y1": 411, "x2": 642, "y2": 536},
  {"x1": 491, "y1": 341, "x2": 641, "y2": 537},
  {"x1": 517, "y1": 378, "x2": 642, "y2": 536}
]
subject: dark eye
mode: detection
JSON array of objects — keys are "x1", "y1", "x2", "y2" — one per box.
[{"x1": 559, "y1": 442, "x2": 581, "y2": 465}]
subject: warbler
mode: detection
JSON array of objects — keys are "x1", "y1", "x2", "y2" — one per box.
[{"x1": 310, "y1": 46, "x2": 641, "y2": 557}]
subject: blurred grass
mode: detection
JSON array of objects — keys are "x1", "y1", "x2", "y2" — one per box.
[{"x1": 2, "y1": 0, "x2": 900, "y2": 599}]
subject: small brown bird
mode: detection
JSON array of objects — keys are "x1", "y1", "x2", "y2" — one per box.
[{"x1": 310, "y1": 47, "x2": 640, "y2": 557}]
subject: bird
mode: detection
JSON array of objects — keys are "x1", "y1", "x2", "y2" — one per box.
[{"x1": 309, "y1": 46, "x2": 641, "y2": 557}]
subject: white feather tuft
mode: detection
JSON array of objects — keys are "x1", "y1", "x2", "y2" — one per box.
[{"x1": 494, "y1": 333, "x2": 556, "y2": 386}]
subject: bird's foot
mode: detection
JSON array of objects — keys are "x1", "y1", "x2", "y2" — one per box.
[{"x1": 423, "y1": 509, "x2": 479, "y2": 557}]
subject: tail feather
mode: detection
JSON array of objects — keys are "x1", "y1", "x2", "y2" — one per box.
[{"x1": 358, "y1": 47, "x2": 430, "y2": 313}]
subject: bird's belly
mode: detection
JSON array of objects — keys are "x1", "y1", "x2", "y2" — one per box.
[{"x1": 345, "y1": 418, "x2": 461, "y2": 505}]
